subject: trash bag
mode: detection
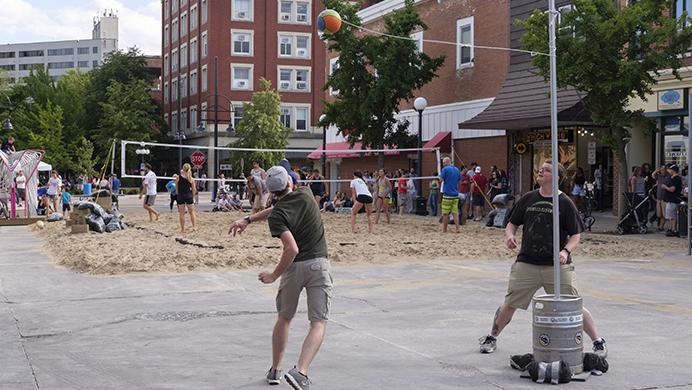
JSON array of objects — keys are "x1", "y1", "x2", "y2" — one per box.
[
  {"x1": 85, "y1": 212, "x2": 106, "y2": 233},
  {"x1": 527, "y1": 360, "x2": 572, "y2": 384},
  {"x1": 102, "y1": 213, "x2": 113, "y2": 225},
  {"x1": 105, "y1": 218, "x2": 122, "y2": 232},
  {"x1": 77, "y1": 201, "x2": 95, "y2": 210},
  {"x1": 46, "y1": 212, "x2": 64, "y2": 222},
  {"x1": 90, "y1": 202, "x2": 109, "y2": 219},
  {"x1": 111, "y1": 209, "x2": 124, "y2": 220},
  {"x1": 119, "y1": 221, "x2": 128, "y2": 230},
  {"x1": 486, "y1": 208, "x2": 510, "y2": 228},
  {"x1": 491, "y1": 193, "x2": 515, "y2": 208}
]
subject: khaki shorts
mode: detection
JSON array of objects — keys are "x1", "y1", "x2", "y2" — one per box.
[
  {"x1": 144, "y1": 195, "x2": 156, "y2": 206},
  {"x1": 253, "y1": 192, "x2": 269, "y2": 209},
  {"x1": 657, "y1": 199, "x2": 666, "y2": 218},
  {"x1": 504, "y1": 261, "x2": 579, "y2": 310},
  {"x1": 276, "y1": 257, "x2": 333, "y2": 322},
  {"x1": 665, "y1": 202, "x2": 679, "y2": 220}
]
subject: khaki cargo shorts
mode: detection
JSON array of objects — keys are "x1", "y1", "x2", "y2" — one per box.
[
  {"x1": 276, "y1": 257, "x2": 333, "y2": 322},
  {"x1": 504, "y1": 261, "x2": 579, "y2": 310}
]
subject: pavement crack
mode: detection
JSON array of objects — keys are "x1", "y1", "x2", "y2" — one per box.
[
  {"x1": 5, "y1": 288, "x2": 242, "y2": 305},
  {"x1": 632, "y1": 384, "x2": 692, "y2": 390},
  {"x1": 340, "y1": 295, "x2": 389, "y2": 312},
  {"x1": 1, "y1": 281, "x2": 40, "y2": 390}
]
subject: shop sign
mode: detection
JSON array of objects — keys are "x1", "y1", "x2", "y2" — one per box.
[
  {"x1": 657, "y1": 89, "x2": 685, "y2": 111},
  {"x1": 219, "y1": 164, "x2": 233, "y2": 170},
  {"x1": 587, "y1": 141, "x2": 596, "y2": 165},
  {"x1": 527, "y1": 129, "x2": 569, "y2": 143},
  {"x1": 665, "y1": 151, "x2": 687, "y2": 158}
]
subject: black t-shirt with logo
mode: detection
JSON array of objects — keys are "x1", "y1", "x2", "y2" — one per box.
[
  {"x1": 507, "y1": 190, "x2": 584, "y2": 266},
  {"x1": 664, "y1": 175, "x2": 683, "y2": 204}
]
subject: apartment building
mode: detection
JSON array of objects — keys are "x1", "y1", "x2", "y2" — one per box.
[
  {"x1": 0, "y1": 13, "x2": 118, "y2": 83},
  {"x1": 161, "y1": 0, "x2": 327, "y2": 177}
]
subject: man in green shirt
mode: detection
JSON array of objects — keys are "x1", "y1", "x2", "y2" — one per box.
[{"x1": 228, "y1": 166, "x2": 332, "y2": 390}]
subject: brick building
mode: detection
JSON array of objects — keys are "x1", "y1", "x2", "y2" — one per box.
[
  {"x1": 317, "y1": 0, "x2": 511, "y2": 197},
  {"x1": 161, "y1": 0, "x2": 327, "y2": 179}
]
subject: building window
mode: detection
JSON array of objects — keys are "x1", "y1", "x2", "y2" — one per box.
[
  {"x1": 164, "y1": 54, "x2": 169, "y2": 75},
  {"x1": 181, "y1": 109, "x2": 188, "y2": 131},
  {"x1": 329, "y1": 57, "x2": 339, "y2": 95},
  {"x1": 190, "y1": 5, "x2": 198, "y2": 30},
  {"x1": 165, "y1": 0, "x2": 170, "y2": 19},
  {"x1": 190, "y1": 39, "x2": 198, "y2": 64},
  {"x1": 278, "y1": 33, "x2": 311, "y2": 58},
  {"x1": 78, "y1": 60, "x2": 89, "y2": 68},
  {"x1": 0, "y1": 52, "x2": 16, "y2": 59},
  {"x1": 181, "y1": 44, "x2": 188, "y2": 68},
  {"x1": 232, "y1": 30, "x2": 253, "y2": 55},
  {"x1": 278, "y1": 0, "x2": 311, "y2": 24},
  {"x1": 233, "y1": 0, "x2": 253, "y2": 21},
  {"x1": 190, "y1": 70, "x2": 198, "y2": 95},
  {"x1": 411, "y1": 31, "x2": 423, "y2": 52},
  {"x1": 180, "y1": 75, "x2": 187, "y2": 98},
  {"x1": 18, "y1": 63, "x2": 42, "y2": 71},
  {"x1": 164, "y1": 25, "x2": 170, "y2": 47},
  {"x1": 93, "y1": 46, "x2": 98, "y2": 54},
  {"x1": 202, "y1": 31, "x2": 208, "y2": 58},
  {"x1": 164, "y1": 82, "x2": 169, "y2": 103},
  {"x1": 231, "y1": 64, "x2": 253, "y2": 90},
  {"x1": 456, "y1": 16, "x2": 474, "y2": 68},
  {"x1": 201, "y1": 65, "x2": 208, "y2": 92},
  {"x1": 0, "y1": 64, "x2": 15, "y2": 71},
  {"x1": 296, "y1": 36, "x2": 309, "y2": 58},
  {"x1": 172, "y1": 0, "x2": 177, "y2": 13},
  {"x1": 47, "y1": 61, "x2": 74, "y2": 69},
  {"x1": 172, "y1": 18, "x2": 179, "y2": 42},
  {"x1": 19, "y1": 50, "x2": 44, "y2": 57},
  {"x1": 233, "y1": 105, "x2": 244, "y2": 128},
  {"x1": 202, "y1": 0, "x2": 208, "y2": 23},
  {"x1": 172, "y1": 78, "x2": 178, "y2": 101},
  {"x1": 181, "y1": 12, "x2": 188, "y2": 37},
  {"x1": 674, "y1": 0, "x2": 692, "y2": 26},
  {"x1": 280, "y1": 107, "x2": 291, "y2": 128},
  {"x1": 78, "y1": 47, "x2": 90, "y2": 55},
  {"x1": 190, "y1": 105, "x2": 198, "y2": 130},
  {"x1": 277, "y1": 67, "x2": 310, "y2": 92},
  {"x1": 201, "y1": 102, "x2": 208, "y2": 127},
  {"x1": 47, "y1": 48, "x2": 74, "y2": 56},
  {"x1": 93, "y1": 60, "x2": 99, "y2": 68},
  {"x1": 172, "y1": 49, "x2": 178, "y2": 71},
  {"x1": 172, "y1": 112, "x2": 178, "y2": 132},
  {"x1": 279, "y1": 35, "x2": 292, "y2": 56}
]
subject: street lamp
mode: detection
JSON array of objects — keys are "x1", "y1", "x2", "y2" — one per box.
[
  {"x1": 414, "y1": 96, "x2": 427, "y2": 196},
  {"x1": 136, "y1": 145, "x2": 150, "y2": 175},
  {"x1": 210, "y1": 56, "x2": 236, "y2": 201},
  {"x1": 2, "y1": 118, "x2": 12, "y2": 132},
  {"x1": 319, "y1": 114, "x2": 327, "y2": 176}
]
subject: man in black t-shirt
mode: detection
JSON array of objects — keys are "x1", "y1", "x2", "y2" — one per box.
[
  {"x1": 662, "y1": 164, "x2": 683, "y2": 237},
  {"x1": 478, "y1": 160, "x2": 607, "y2": 358},
  {"x1": 228, "y1": 166, "x2": 331, "y2": 390}
]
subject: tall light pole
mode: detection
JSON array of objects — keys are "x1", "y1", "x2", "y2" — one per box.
[
  {"x1": 177, "y1": 76, "x2": 184, "y2": 169},
  {"x1": 319, "y1": 114, "x2": 327, "y2": 176},
  {"x1": 213, "y1": 56, "x2": 220, "y2": 201},
  {"x1": 136, "y1": 145, "x2": 150, "y2": 175},
  {"x1": 2, "y1": 118, "x2": 12, "y2": 132},
  {"x1": 414, "y1": 97, "x2": 427, "y2": 197},
  {"x1": 548, "y1": 0, "x2": 561, "y2": 298}
]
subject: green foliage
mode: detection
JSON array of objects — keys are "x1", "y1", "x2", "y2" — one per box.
[
  {"x1": 55, "y1": 71, "x2": 90, "y2": 142},
  {"x1": 69, "y1": 137, "x2": 97, "y2": 177},
  {"x1": 230, "y1": 78, "x2": 292, "y2": 175},
  {"x1": 519, "y1": 0, "x2": 692, "y2": 132},
  {"x1": 321, "y1": 0, "x2": 445, "y2": 155},
  {"x1": 22, "y1": 101, "x2": 70, "y2": 168}
]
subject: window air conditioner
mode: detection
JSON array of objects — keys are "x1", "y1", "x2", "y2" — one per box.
[
  {"x1": 296, "y1": 81, "x2": 307, "y2": 90},
  {"x1": 297, "y1": 14, "x2": 307, "y2": 22},
  {"x1": 297, "y1": 48, "x2": 307, "y2": 57},
  {"x1": 237, "y1": 80, "x2": 247, "y2": 88},
  {"x1": 280, "y1": 81, "x2": 291, "y2": 89},
  {"x1": 281, "y1": 14, "x2": 290, "y2": 21},
  {"x1": 237, "y1": 11, "x2": 246, "y2": 18},
  {"x1": 238, "y1": 35, "x2": 246, "y2": 41}
]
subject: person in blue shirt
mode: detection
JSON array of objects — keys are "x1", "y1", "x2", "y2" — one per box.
[
  {"x1": 61, "y1": 185, "x2": 72, "y2": 219},
  {"x1": 166, "y1": 175, "x2": 177, "y2": 211},
  {"x1": 439, "y1": 156, "x2": 461, "y2": 233},
  {"x1": 110, "y1": 174, "x2": 121, "y2": 208}
]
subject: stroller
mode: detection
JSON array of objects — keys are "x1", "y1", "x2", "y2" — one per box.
[{"x1": 616, "y1": 192, "x2": 650, "y2": 235}]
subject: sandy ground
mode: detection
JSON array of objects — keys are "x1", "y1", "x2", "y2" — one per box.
[{"x1": 37, "y1": 210, "x2": 687, "y2": 275}]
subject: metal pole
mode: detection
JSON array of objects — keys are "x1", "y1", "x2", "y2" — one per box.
[
  {"x1": 111, "y1": 139, "x2": 116, "y2": 176},
  {"x1": 178, "y1": 76, "x2": 183, "y2": 169},
  {"x1": 417, "y1": 110, "x2": 423, "y2": 195},
  {"x1": 549, "y1": 0, "x2": 561, "y2": 298},
  {"x1": 213, "y1": 56, "x2": 219, "y2": 202},
  {"x1": 687, "y1": 88, "x2": 692, "y2": 256},
  {"x1": 321, "y1": 124, "x2": 327, "y2": 176}
]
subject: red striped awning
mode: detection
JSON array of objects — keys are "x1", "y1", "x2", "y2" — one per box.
[{"x1": 423, "y1": 131, "x2": 452, "y2": 153}]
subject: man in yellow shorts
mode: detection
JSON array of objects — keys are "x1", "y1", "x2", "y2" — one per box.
[{"x1": 439, "y1": 157, "x2": 461, "y2": 233}]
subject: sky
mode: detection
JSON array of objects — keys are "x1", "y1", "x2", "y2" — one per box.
[{"x1": 0, "y1": 0, "x2": 161, "y2": 55}]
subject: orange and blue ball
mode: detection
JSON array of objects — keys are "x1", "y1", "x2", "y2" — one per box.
[{"x1": 317, "y1": 9, "x2": 342, "y2": 34}]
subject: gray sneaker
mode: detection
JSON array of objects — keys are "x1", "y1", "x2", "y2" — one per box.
[
  {"x1": 479, "y1": 335, "x2": 497, "y2": 353},
  {"x1": 285, "y1": 367, "x2": 311, "y2": 390},
  {"x1": 592, "y1": 338, "x2": 607, "y2": 358},
  {"x1": 265, "y1": 368, "x2": 282, "y2": 385}
]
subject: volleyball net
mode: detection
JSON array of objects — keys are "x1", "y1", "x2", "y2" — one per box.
[{"x1": 120, "y1": 139, "x2": 444, "y2": 196}]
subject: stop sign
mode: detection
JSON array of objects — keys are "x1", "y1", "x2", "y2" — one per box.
[{"x1": 191, "y1": 151, "x2": 206, "y2": 168}]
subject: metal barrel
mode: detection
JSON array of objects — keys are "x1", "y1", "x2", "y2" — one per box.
[{"x1": 532, "y1": 294, "x2": 584, "y2": 374}]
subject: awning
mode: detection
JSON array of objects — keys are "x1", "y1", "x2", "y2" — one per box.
[
  {"x1": 307, "y1": 141, "x2": 400, "y2": 160},
  {"x1": 458, "y1": 2, "x2": 592, "y2": 131},
  {"x1": 423, "y1": 131, "x2": 452, "y2": 153}
]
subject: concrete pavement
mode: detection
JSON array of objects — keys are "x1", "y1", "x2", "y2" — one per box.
[{"x1": 1, "y1": 225, "x2": 692, "y2": 389}]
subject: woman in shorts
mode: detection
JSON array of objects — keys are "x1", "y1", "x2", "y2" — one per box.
[
  {"x1": 350, "y1": 170, "x2": 374, "y2": 233},
  {"x1": 175, "y1": 163, "x2": 197, "y2": 233},
  {"x1": 374, "y1": 168, "x2": 392, "y2": 224}
]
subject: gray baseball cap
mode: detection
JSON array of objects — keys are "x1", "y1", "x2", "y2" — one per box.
[{"x1": 266, "y1": 166, "x2": 289, "y2": 192}]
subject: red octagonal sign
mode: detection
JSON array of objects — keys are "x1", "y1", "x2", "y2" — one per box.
[{"x1": 191, "y1": 151, "x2": 206, "y2": 168}]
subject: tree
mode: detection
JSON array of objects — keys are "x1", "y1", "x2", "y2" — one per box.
[
  {"x1": 22, "y1": 101, "x2": 70, "y2": 169},
  {"x1": 520, "y1": 0, "x2": 692, "y2": 212},
  {"x1": 229, "y1": 78, "x2": 292, "y2": 175},
  {"x1": 55, "y1": 71, "x2": 90, "y2": 143},
  {"x1": 321, "y1": 0, "x2": 445, "y2": 167},
  {"x1": 69, "y1": 137, "x2": 97, "y2": 177}
]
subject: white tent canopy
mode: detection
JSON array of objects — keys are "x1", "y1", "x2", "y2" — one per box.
[{"x1": 38, "y1": 161, "x2": 52, "y2": 171}]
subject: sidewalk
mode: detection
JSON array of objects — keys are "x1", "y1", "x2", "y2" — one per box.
[{"x1": 2, "y1": 225, "x2": 692, "y2": 388}]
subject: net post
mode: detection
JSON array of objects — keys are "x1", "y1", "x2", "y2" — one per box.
[
  {"x1": 120, "y1": 140, "x2": 126, "y2": 179},
  {"x1": 436, "y1": 148, "x2": 441, "y2": 175}
]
